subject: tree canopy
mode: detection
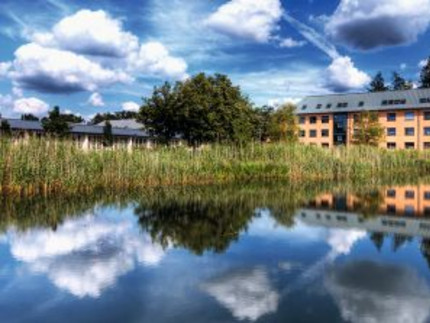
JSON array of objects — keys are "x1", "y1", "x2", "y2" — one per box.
[
  {"x1": 268, "y1": 103, "x2": 299, "y2": 143},
  {"x1": 21, "y1": 114, "x2": 39, "y2": 121},
  {"x1": 139, "y1": 73, "x2": 256, "y2": 145},
  {"x1": 368, "y1": 72, "x2": 388, "y2": 92},
  {"x1": 0, "y1": 120, "x2": 12, "y2": 136},
  {"x1": 352, "y1": 111, "x2": 384, "y2": 146},
  {"x1": 391, "y1": 72, "x2": 412, "y2": 91},
  {"x1": 420, "y1": 57, "x2": 430, "y2": 88},
  {"x1": 41, "y1": 106, "x2": 71, "y2": 137},
  {"x1": 103, "y1": 120, "x2": 114, "y2": 147},
  {"x1": 91, "y1": 111, "x2": 138, "y2": 125}
]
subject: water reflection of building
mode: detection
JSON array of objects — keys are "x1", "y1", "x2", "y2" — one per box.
[{"x1": 299, "y1": 186, "x2": 430, "y2": 239}]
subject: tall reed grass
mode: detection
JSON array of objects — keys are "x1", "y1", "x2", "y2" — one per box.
[{"x1": 1, "y1": 137, "x2": 430, "y2": 196}]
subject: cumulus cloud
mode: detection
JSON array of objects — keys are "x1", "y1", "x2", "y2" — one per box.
[
  {"x1": 122, "y1": 101, "x2": 140, "y2": 112},
  {"x1": 326, "y1": 261, "x2": 430, "y2": 323},
  {"x1": 3, "y1": 214, "x2": 166, "y2": 298},
  {"x1": 268, "y1": 97, "x2": 302, "y2": 107},
  {"x1": 8, "y1": 43, "x2": 131, "y2": 93},
  {"x1": 88, "y1": 92, "x2": 105, "y2": 107},
  {"x1": 128, "y1": 42, "x2": 188, "y2": 80},
  {"x1": 279, "y1": 38, "x2": 306, "y2": 48},
  {"x1": 13, "y1": 97, "x2": 49, "y2": 115},
  {"x1": 326, "y1": 229, "x2": 366, "y2": 256},
  {"x1": 33, "y1": 9, "x2": 139, "y2": 58},
  {"x1": 205, "y1": 0, "x2": 283, "y2": 43},
  {"x1": 0, "y1": 9, "x2": 188, "y2": 95},
  {"x1": 324, "y1": 56, "x2": 371, "y2": 92},
  {"x1": 325, "y1": 0, "x2": 430, "y2": 50},
  {"x1": 202, "y1": 268, "x2": 279, "y2": 321}
]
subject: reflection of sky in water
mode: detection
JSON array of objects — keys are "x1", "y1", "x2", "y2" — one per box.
[{"x1": 1, "y1": 204, "x2": 430, "y2": 322}]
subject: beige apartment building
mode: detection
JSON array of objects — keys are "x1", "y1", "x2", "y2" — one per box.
[{"x1": 297, "y1": 88, "x2": 430, "y2": 149}]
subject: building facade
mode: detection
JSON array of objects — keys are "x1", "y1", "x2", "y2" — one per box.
[
  {"x1": 297, "y1": 88, "x2": 430, "y2": 149},
  {"x1": 0, "y1": 118, "x2": 152, "y2": 148}
]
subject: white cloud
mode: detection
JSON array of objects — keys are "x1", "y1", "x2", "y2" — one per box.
[
  {"x1": 128, "y1": 42, "x2": 188, "y2": 80},
  {"x1": 122, "y1": 101, "x2": 140, "y2": 112},
  {"x1": 13, "y1": 97, "x2": 49, "y2": 115},
  {"x1": 326, "y1": 229, "x2": 366, "y2": 255},
  {"x1": 325, "y1": 0, "x2": 430, "y2": 50},
  {"x1": 279, "y1": 38, "x2": 306, "y2": 48},
  {"x1": 419, "y1": 59, "x2": 429, "y2": 68},
  {"x1": 88, "y1": 92, "x2": 105, "y2": 107},
  {"x1": 205, "y1": 0, "x2": 283, "y2": 43},
  {"x1": 3, "y1": 213, "x2": 166, "y2": 298},
  {"x1": 268, "y1": 97, "x2": 302, "y2": 107},
  {"x1": 0, "y1": 62, "x2": 11, "y2": 76},
  {"x1": 8, "y1": 43, "x2": 131, "y2": 93},
  {"x1": 326, "y1": 261, "x2": 430, "y2": 323},
  {"x1": 202, "y1": 268, "x2": 279, "y2": 321},
  {"x1": 33, "y1": 9, "x2": 139, "y2": 58},
  {"x1": 400, "y1": 63, "x2": 407, "y2": 70},
  {"x1": 324, "y1": 56, "x2": 371, "y2": 92}
]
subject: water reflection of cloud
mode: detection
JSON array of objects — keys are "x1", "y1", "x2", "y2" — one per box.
[
  {"x1": 202, "y1": 268, "x2": 278, "y2": 321},
  {"x1": 326, "y1": 261, "x2": 430, "y2": 323},
  {"x1": 2, "y1": 214, "x2": 166, "y2": 298}
]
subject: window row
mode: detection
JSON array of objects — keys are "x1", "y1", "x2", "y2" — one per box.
[
  {"x1": 300, "y1": 130, "x2": 330, "y2": 138},
  {"x1": 386, "y1": 127, "x2": 430, "y2": 136},
  {"x1": 381, "y1": 99, "x2": 407, "y2": 106},
  {"x1": 387, "y1": 142, "x2": 430, "y2": 149},
  {"x1": 386, "y1": 189, "x2": 430, "y2": 200},
  {"x1": 385, "y1": 111, "x2": 430, "y2": 121},
  {"x1": 299, "y1": 115, "x2": 330, "y2": 124}
]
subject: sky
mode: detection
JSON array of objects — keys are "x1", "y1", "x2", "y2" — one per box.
[{"x1": 0, "y1": 0, "x2": 430, "y2": 119}]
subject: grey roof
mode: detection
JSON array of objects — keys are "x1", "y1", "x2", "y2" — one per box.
[
  {"x1": 297, "y1": 88, "x2": 430, "y2": 115},
  {"x1": 96, "y1": 119, "x2": 143, "y2": 130},
  {"x1": 0, "y1": 118, "x2": 149, "y2": 138},
  {"x1": 0, "y1": 119, "x2": 43, "y2": 131}
]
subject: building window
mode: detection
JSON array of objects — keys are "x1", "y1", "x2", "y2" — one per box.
[
  {"x1": 358, "y1": 101, "x2": 364, "y2": 107},
  {"x1": 337, "y1": 102, "x2": 348, "y2": 108},
  {"x1": 425, "y1": 142, "x2": 430, "y2": 149},
  {"x1": 425, "y1": 128, "x2": 430, "y2": 136},
  {"x1": 387, "y1": 113, "x2": 396, "y2": 121},
  {"x1": 299, "y1": 130, "x2": 305, "y2": 137},
  {"x1": 405, "y1": 127, "x2": 415, "y2": 136},
  {"x1": 321, "y1": 115, "x2": 329, "y2": 123},
  {"x1": 321, "y1": 129, "x2": 329, "y2": 137},
  {"x1": 353, "y1": 114, "x2": 360, "y2": 122},
  {"x1": 405, "y1": 205, "x2": 415, "y2": 216},
  {"x1": 302, "y1": 105, "x2": 307, "y2": 110},
  {"x1": 405, "y1": 190, "x2": 415, "y2": 199},
  {"x1": 310, "y1": 116, "x2": 317, "y2": 124},
  {"x1": 326, "y1": 104, "x2": 332, "y2": 109},
  {"x1": 424, "y1": 191, "x2": 430, "y2": 200},
  {"x1": 310, "y1": 130, "x2": 317, "y2": 138},
  {"x1": 405, "y1": 142, "x2": 415, "y2": 149},
  {"x1": 382, "y1": 100, "x2": 388, "y2": 105},
  {"x1": 387, "y1": 189, "x2": 396, "y2": 197},
  {"x1": 387, "y1": 142, "x2": 396, "y2": 149},
  {"x1": 405, "y1": 111, "x2": 415, "y2": 120},
  {"x1": 322, "y1": 143, "x2": 329, "y2": 148},
  {"x1": 420, "y1": 98, "x2": 430, "y2": 104},
  {"x1": 425, "y1": 111, "x2": 430, "y2": 120},
  {"x1": 316, "y1": 104, "x2": 322, "y2": 109},
  {"x1": 299, "y1": 116, "x2": 305, "y2": 124},
  {"x1": 387, "y1": 128, "x2": 396, "y2": 136},
  {"x1": 387, "y1": 204, "x2": 396, "y2": 214}
]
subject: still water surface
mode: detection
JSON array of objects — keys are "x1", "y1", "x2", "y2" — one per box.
[{"x1": 1, "y1": 183, "x2": 430, "y2": 322}]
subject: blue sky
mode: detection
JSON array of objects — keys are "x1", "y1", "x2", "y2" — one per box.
[{"x1": 0, "y1": 0, "x2": 430, "y2": 119}]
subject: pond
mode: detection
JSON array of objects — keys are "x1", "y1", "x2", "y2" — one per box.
[{"x1": 1, "y1": 182, "x2": 430, "y2": 322}]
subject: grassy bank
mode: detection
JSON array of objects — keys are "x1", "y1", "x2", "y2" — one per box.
[{"x1": 1, "y1": 138, "x2": 430, "y2": 196}]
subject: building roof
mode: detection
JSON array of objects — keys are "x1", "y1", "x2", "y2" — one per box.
[
  {"x1": 297, "y1": 88, "x2": 430, "y2": 115},
  {"x1": 96, "y1": 119, "x2": 143, "y2": 130},
  {"x1": 0, "y1": 118, "x2": 150, "y2": 138}
]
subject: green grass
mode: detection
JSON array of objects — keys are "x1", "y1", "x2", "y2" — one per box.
[{"x1": 1, "y1": 137, "x2": 430, "y2": 196}]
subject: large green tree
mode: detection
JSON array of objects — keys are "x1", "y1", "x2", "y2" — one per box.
[
  {"x1": 269, "y1": 103, "x2": 299, "y2": 143},
  {"x1": 368, "y1": 72, "x2": 388, "y2": 92},
  {"x1": 391, "y1": 72, "x2": 412, "y2": 91},
  {"x1": 139, "y1": 73, "x2": 255, "y2": 145},
  {"x1": 352, "y1": 111, "x2": 384, "y2": 146},
  {"x1": 252, "y1": 106, "x2": 275, "y2": 142},
  {"x1": 0, "y1": 120, "x2": 12, "y2": 136},
  {"x1": 420, "y1": 57, "x2": 430, "y2": 88},
  {"x1": 41, "y1": 106, "x2": 71, "y2": 137}
]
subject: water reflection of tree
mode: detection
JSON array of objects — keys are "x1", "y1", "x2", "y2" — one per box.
[
  {"x1": 370, "y1": 232, "x2": 385, "y2": 251},
  {"x1": 353, "y1": 190, "x2": 384, "y2": 219},
  {"x1": 421, "y1": 239, "x2": 430, "y2": 268},
  {"x1": 135, "y1": 183, "x2": 328, "y2": 255}
]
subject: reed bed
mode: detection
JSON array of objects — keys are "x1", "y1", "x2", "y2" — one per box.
[{"x1": 1, "y1": 137, "x2": 430, "y2": 197}]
